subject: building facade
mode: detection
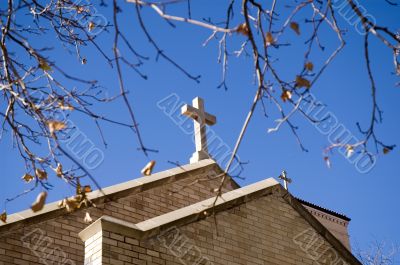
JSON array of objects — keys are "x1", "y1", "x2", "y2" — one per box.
[{"x1": 0, "y1": 159, "x2": 360, "y2": 265}]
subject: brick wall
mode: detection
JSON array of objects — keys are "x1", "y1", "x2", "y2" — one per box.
[
  {"x1": 84, "y1": 194, "x2": 353, "y2": 265},
  {"x1": 303, "y1": 205, "x2": 351, "y2": 250},
  {"x1": 0, "y1": 163, "x2": 235, "y2": 265}
]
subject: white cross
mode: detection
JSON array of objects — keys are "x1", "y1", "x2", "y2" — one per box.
[
  {"x1": 279, "y1": 170, "x2": 292, "y2": 191},
  {"x1": 181, "y1": 97, "x2": 216, "y2": 163}
]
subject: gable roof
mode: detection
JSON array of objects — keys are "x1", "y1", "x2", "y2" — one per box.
[
  {"x1": 79, "y1": 178, "x2": 279, "y2": 241},
  {"x1": 79, "y1": 177, "x2": 361, "y2": 265},
  {"x1": 0, "y1": 159, "x2": 236, "y2": 231},
  {"x1": 297, "y1": 197, "x2": 351, "y2": 222}
]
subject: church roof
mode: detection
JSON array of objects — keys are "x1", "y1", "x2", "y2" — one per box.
[
  {"x1": 79, "y1": 176, "x2": 361, "y2": 264},
  {"x1": 79, "y1": 178, "x2": 279, "y2": 241},
  {"x1": 0, "y1": 159, "x2": 224, "y2": 229},
  {"x1": 0, "y1": 158, "x2": 360, "y2": 264}
]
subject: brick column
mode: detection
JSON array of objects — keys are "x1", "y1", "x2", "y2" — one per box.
[
  {"x1": 82, "y1": 231, "x2": 102, "y2": 265},
  {"x1": 79, "y1": 216, "x2": 145, "y2": 265}
]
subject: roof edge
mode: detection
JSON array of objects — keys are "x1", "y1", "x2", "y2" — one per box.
[
  {"x1": 79, "y1": 178, "x2": 280, "y2": 241},
  {"x1": 296, "y1": 197, "x2": 351, "y2": 222},
  {"x1": 283, "y1": 193, "x2": 360, "y2": 264},
  {"x1": 0, "y1": 159, "x2": 218, "y2": 229},
  {"x1": 78, "y1": 178, "x2": 361, "y2": 265}
]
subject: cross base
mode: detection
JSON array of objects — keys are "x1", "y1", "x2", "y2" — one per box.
[{"x1": 190, "y1": 150, "x2": 211, "y2": 163}]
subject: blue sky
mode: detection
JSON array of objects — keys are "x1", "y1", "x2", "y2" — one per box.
[{"x1": 1, "y1": 0, "x2": 399, "y2": 255}]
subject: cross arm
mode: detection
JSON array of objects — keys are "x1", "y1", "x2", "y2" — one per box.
[
  {"x1": 205, "y1": 113, "x2": 216, "y2": 125},
  {"x1": 181, "y1": 104, "x2": 216, "y2": 125},
  {"x1": 181, "y1": 104, "x2": 198, "y2": 120}
]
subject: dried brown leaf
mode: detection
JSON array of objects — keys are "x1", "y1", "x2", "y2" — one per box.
[
  {"x1": 31, "y1": 192, "x2": 47, "y2": 212},
  {"x1": 281, "y1": 90, "x2": 292, "y2": 102},
  {"x1": 0, "y1": 211, "x2": 6, "y2": 223},
  {"x1": 55, "y1": 163, "x2": 63, "y2": 177},
  {"x1": 47, "y1": 120, "x2": 66, "y2": 134},
  {"x1": 290, "y1": 22, "x2": 300, "y2": 35},
  {"x1": 76, "y1": 6, "x2": 85, "y2": 14},
  {"x1": 38, "y1": 60, "x2": 51, "y2": 71},
  {"x1": 35, "y1": 169, "x2": 48, "y2": 180},
  {"x1": 305, "y1": 61, "x2": 314, "y2": 71},
  {"x1": 84, "y1": 212, "x2": 93, "y2": 223},
  {"x1": 58, "y1": 101, "x2": 74, "y2": 111},
  {"x1": 83, "y1": 185, "x2": 92, "y2": 193},
  {"x1": 88, "y1": 21, "x2": 95, "y2": 32},
  {"x1": 141, "y1": 160, "x2": 156, "y2": 176},
  {"x1": 65, "y1": 198, "x2": 78, "y2": 212},
  {"x1": 266, "y1": 32, "x2": 275, "y2": 45},
  {"x1": 295, "y1": 76, "x2": 311, "y2": 89},
  {"x1": 22, "y1": 173, "x2": 34, "y2": 183},
  {"x1": 236, "y1": 23, "x2": 249, "y2": 36},
  {"x1": 383, "y1": 147, "x2": 391, "y2": 154},
  {"x1": 58, "y1": 198, "x2": 67, "y2": 208}
]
